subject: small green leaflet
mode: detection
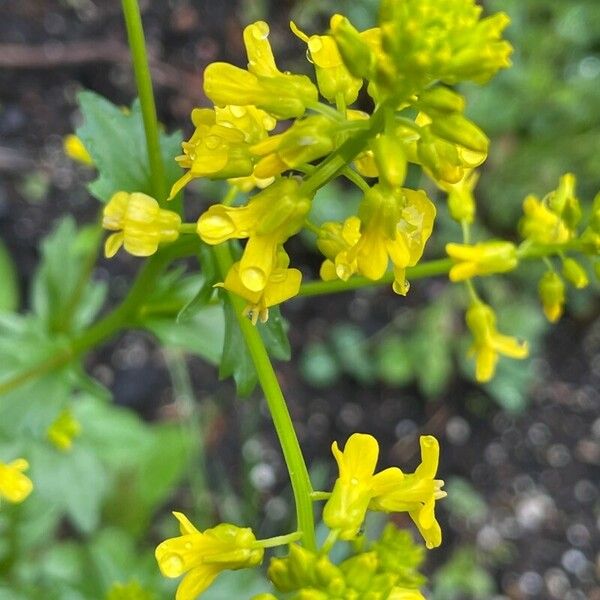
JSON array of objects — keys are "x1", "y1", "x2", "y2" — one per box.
[{"x1": 76, "y1": 90, "x2": 183, "y2": 203}]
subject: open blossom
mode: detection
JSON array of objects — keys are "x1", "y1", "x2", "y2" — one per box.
[
  {"x1": 323, "y1": 433, "x2": 446, "y2": 548},
  {"x1": 0, "y1": 458, "x2": 33, "y2": 504},
  {"x1": 156, "y1": 512, "x2": 264, "y2": 600},
  {"x1": 218, "y1": 252, "x2": 302, "y2": 324},
  {"x1": 369, "y1": 436, "x2": 447, "y2": 550},
  {"x1": 466, "y1": 302, "x2": 528, "y2": 382}
]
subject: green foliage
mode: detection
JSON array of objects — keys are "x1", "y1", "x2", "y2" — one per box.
[
  {"x1": 76, "y1": 91, "x2": 183, "y2": 203},
  {"x1": 432, "y1": 548, "x2": 496, "y2": 600},
  {"x1": 0, "y1": 240, "x2": 19, "y2": 312}
]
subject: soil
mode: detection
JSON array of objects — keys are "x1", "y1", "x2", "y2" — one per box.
[{"x1": 1, "y1": 2, "x2": 599, "y2": 599}]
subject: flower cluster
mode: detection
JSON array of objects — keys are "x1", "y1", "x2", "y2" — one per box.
[
  {"x1": 97, "y1": 0, "x2": 512, "y2": 324},
  {"x1": 155, "y1": 433, "x2": 442, "y2": 599},
  {"x1": 264, "y1": 527, "x2": 426, "y2": 600}
]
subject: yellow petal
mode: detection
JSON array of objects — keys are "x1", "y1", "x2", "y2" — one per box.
[
  {"x1": 262, "y1": 268, "x2": 302, "y2": 307},
  {"x1": 371, "y1": 466, "x2": 404, "y2": 497},
  {"x1": 169, "y1": 172, "x2": 194, "y2": 200},
  {"x1": 415, "y1": 436, "x2": 439, "y2": 480},
  {"x1": 104, "y1": 232, "x2": 124, "y2": 258},
  {"x1": 338, "y1": 433, "x2": 379, "y2": 481},
  {"x1": 492, "y1": 334, "x2": 529, "y2": 359},
  {"x1": 175, "y1": 565, "x2": 221, "y2": 600},
  {"x1": 475, "y1": 346, "x2": 497, "y2": 382},
  {"x1": 239, "y1": 235, "x2": 277, "y2": 292},
  {"x1": 173, "y1": 511, "x2": 201, "y2": 536}
]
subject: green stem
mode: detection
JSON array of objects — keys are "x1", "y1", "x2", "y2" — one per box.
[
  {"x1": 212, "y1": 243, "x2": 316, "y2": 550},
  {"x1": 298, "y1": 258, "x2": 454, "y2": 297},
  {"x1": 121, "y1": 0, "x2": 166, "y2": 201},
  {"x1": 256, "y1": 531, "x2": 303, "y2": 549}
]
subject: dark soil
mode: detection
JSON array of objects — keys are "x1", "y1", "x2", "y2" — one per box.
[{"x1": 1, "y1": 2, "x2": 598, "y2": 599}]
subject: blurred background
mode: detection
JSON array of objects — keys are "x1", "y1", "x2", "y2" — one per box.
[{"x1": 0, "y1": 1, "x2": 599, "y2": 599}]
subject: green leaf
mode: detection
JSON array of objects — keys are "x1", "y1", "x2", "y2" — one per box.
[
  {"x1": 29, "y1": 442, "x2": 109, "y2": 534},
  {"x1": 330, "y1": 324, "x2": 374, "y2": 384},
  {"x1": 145, "y1": 304, "x2": 225, "y2": 365},
  {"x1": 300, "y1": 341, "x2": 340, "y2": 388},
  {"x1": 257, "y1": 306, "x2": 291, "y2": 361},
  {"x1": 376, "y1": 335, "x2": 414, "y2": 387},
  {"x1": 219, "y1": 298, "x2": 258, "y2": 396},
  {"x1": 0, "y1": 239, "x2": 19, "y2": 311},
  {"x1": 30, "y1": 217, "x2": 107, "y2": 333},
  {"x1": 176, "y1": 243, "x2": 219, "y2": 324},
  {"x1": 76, "y1": 90, "x2": 183, "y2": 203}
]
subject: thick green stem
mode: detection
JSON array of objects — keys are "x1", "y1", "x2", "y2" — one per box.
[
  {"x1": 213, "y1": 243, "x2": 317, "y2": 550},
  {"x1": 121, "y1": 0, "x2": 166, "y2": 201}
]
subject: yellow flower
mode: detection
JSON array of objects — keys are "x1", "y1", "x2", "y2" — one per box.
[
  {"x1": 347, "y1": 185, "x2": 436, "y2": 295},
  {"x1": 369, "y1": 436, "x2": 446, "y2": 550},
  {"x1": 197, "y1": 179, "x2": 311, "y2": 292},
  {"x1": 47, "y1": 408, "x2": 81, "y2": 452},
  {"x1": 170, "y1": 106, "x2": 276, "y2": 198},
  {"x1": 538, "y1": 271, "x2": 565, "y2": 323},
  {"x1": 219, "y1": 254, "x2": 302, "y2": 324},
  {"x1": 520, "y1": 195, "x2": 571, "y2": 245},
  {"x1": 466, "y1": 302, "x2": 528, "y2": 382},
  {"x1": 317, "y1": 216, "x2": 361, "y2": 282},
  {"x1": 155, "y1": 512, "x2": 264, "y2": 600},
  {"x1": 102, "y1": 192, "x2": 181, "y2": 258},
  {"x1": 204, "y1": 22, "x2": 317, "y2": 119},
  {"x1": 446, "y1": 241, "x2": 518, "y2": 282},
  {"x1": 290, "y1": 19, "x2": 362, "y2": 104},
  {"x1": 63, "y1": 134, "x2": 94, "y2": 166},
  {"x1": 323, "y1": 433, "x2": 404, "y2": 540},
  {"x1": 0, "y1": 458, "x2": 33, "y2": 504}
]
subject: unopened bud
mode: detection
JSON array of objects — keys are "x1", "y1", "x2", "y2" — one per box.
[
  {"x1": 562, "y1": 257, "x2": 589, "y2": 289},
  {"x1": 538, "y1": 271, "x2": 565, "y2": 323}
]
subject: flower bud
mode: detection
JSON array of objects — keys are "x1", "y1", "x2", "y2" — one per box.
[
  {"x1": 372, "y1": 134, "x2": 407, "y2": 188},
  {"x1": 538, "y1": 271, "x2": 565, "y2": 323},
  {"x1": 562, "y1": 257, "x2": 589, "y2": 289},
  {"x1": 340, "y1": 552, "x2": 378, "y2": 592},
  {"x1": 446, "y1": 241, "x2": 518, "y2": 281}
]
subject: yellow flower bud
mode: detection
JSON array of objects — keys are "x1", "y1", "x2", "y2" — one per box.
[
  {"x1": 416, "y1": 86, "x2": 466, "y2": 115},
  {"x1": 47, "y1": 408, "x2": 81, "y2": 452},
  {"x1": 538, "y1": 271, "x2": 565, "y2": 323},
  {"x1": 372, "y1": 134, "x2": 407, "y2": 188},
  {"x1": 251, "y1": 115, "x2": 338, "y2": 178},
  {"x1": 446, "y1": 241, "x2": 518, "y2": 281},
  {"x1": 562, "y1": 257, "x2": 589, "y2": 289},
  {"x1": 329, "y1": 15, "x2": 377, "y2": 81},
  {"x1": 63, "y1": 134, "x2": 94, "y2": 166},
  {"x1": 465, "y1": 302, "x2": 528, "y2": 382},
  {"x1": 339, "y1": 552, "x2": 378, "y2": 592},
  {"x1": 429, "y1": 113, "x2": 489, "y2": 155},
  {"x1": 204, "y1": 22, "x2": 318, "y2": 119},
  {"x1": 0, "y1": 458, "x2": 33, "y2": 504},
  {"x1": 102, "y1": 192, "x2": 181, "y2": 258},
  {"x1": 290, "y1": 21, "x2": 363, "y2": 104},
  {"x1": 520, "y1": 195, "x2": 571, "y2": 245},
  {"x1": 155, "y1": 512, "x2": 264, "y2": 600},
  {"x1": 197, "y1": 179, "x2": 311, "y2": 292}
]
